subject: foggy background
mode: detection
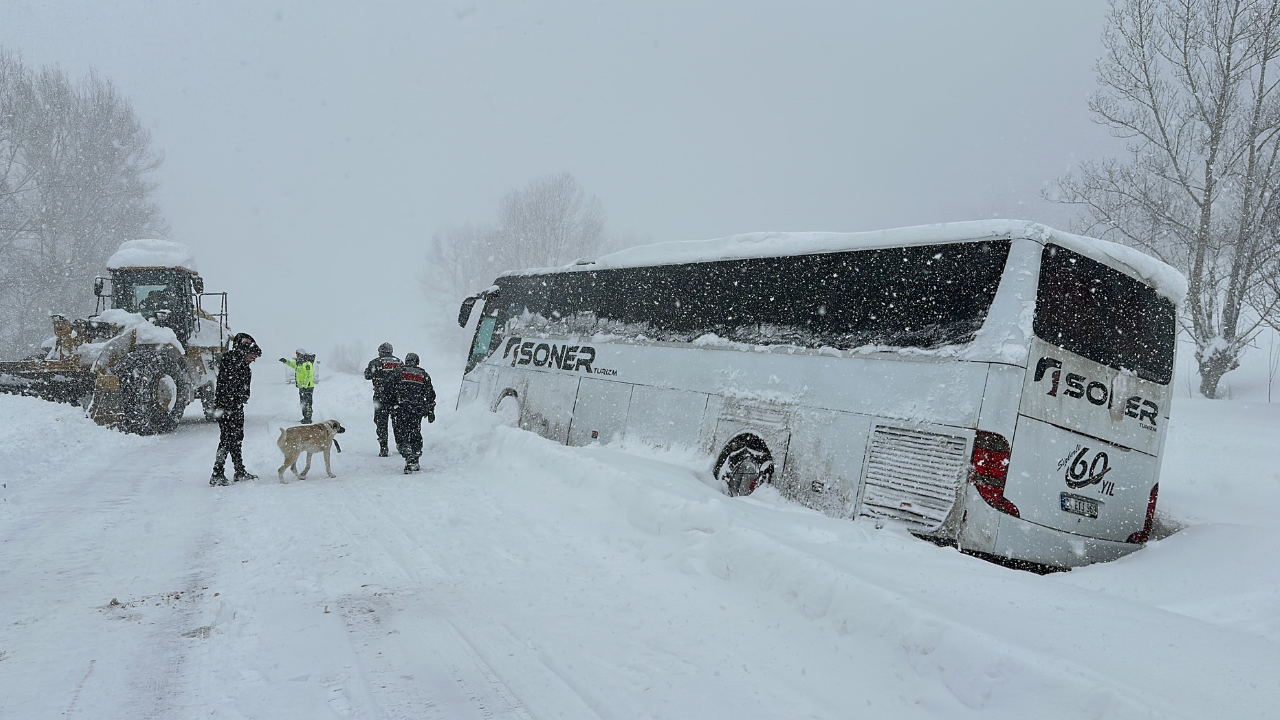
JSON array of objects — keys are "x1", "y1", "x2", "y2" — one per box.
[{"x1": 0, "y1": 0, "x2": 1114, "y2": 361}]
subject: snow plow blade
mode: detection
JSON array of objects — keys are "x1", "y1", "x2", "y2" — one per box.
[{"x1": 0, "y1": 360, "x2": 95, "y2": 406}]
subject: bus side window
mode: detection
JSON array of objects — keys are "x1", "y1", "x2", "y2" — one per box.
[{"x1": 525, "y1": 240, "x2": 1008, "y2": 351}]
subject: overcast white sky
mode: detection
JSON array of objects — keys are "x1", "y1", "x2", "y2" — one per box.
[{"x1": 0, "y1": 0, "x2": 1115, "y2": 358}]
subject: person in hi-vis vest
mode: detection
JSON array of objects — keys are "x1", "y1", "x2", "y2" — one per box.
[{"x1": 280, "y1": 348, "x2": 317, "y2": 424}]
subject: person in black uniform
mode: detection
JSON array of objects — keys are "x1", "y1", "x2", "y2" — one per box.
[
  {"x1": 210, "y1": 332, "x2": 262, "y2": 486},
  {"x1": 382, "y1": 352, "x2": 436, "y2": 474},
  {"x1": 363, "y1": 342, "x2": 401, "y2": 457}
]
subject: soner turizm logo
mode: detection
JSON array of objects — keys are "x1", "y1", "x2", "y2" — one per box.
[
  {"x1": 503, "y1": 337, "x2": 601, "y2": 373},
  {"x1": 1033, "y1": 356, "x2": 1159, "y2": 429}
]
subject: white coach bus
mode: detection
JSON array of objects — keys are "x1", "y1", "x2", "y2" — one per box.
[{"x1": 455, "y1": 220, "x2": 1184, "y2": 568}]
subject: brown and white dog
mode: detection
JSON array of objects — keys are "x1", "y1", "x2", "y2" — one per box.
[{"x1": 277, "y1": 419, "x2": 346, "y2": 481}]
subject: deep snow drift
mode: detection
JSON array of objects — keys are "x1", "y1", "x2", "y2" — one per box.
[{"x1": 0, "y1": 341, "x2": 1277, "y2": 719}]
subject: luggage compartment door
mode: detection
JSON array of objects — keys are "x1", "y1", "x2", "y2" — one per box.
[
  {"x1": 567, "y1": 378, "x2": 633, "y2": 447},
  {"x1": 518, "y1": 372, "x2": 581, "y2": 445}
]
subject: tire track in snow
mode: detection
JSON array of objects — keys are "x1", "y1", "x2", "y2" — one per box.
[
  {"x1": 0, "y1": 412, "x2": 221, "y2": 718},
  {"x1": 321, "y1": 479, "x2": 602, "y2": 720}
]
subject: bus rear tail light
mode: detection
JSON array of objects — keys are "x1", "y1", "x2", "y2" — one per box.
[
  {"x1": 1126, "y1": 483, "x2": 1159, "y2": 544},
  {"x1": 970, "y1": 430, "x2": 1019, "y2": 518}
]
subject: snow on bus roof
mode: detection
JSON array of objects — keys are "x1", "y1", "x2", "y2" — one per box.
[
  {"x1": 106, "y1": 239, "x2": 198, "y2": 272},
  {"x1": 510, "y1": 220, "x2": 1188, "y2": 305}
]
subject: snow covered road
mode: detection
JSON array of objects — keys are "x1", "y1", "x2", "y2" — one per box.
[{"x1": 2, "y1": 368, "x2": 1278, "y2": 718}]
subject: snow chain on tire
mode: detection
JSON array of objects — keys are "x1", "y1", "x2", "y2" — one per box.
[
  {"x1": 714, "y1": 434, "x2": 775, "y2": 497},
  {"x1": 118, "y1": 345, "x2": 191, "y2": 435}
]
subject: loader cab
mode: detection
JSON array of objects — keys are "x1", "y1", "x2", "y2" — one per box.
[{"x1": 106, "y1": 267, "x2": 199, "y2": 343}]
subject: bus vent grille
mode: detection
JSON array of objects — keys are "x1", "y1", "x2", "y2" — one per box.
[{"x1": 859, "y1": 425, "x2": 968, "y2": 533}]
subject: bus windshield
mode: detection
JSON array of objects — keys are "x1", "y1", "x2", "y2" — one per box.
[{"x1": 1033, "y1": 244, "x2": 1176, "y2": 384}]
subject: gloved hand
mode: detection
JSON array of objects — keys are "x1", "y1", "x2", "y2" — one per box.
[
  {"x1": 426, "y1": 408, "x2": 436, "y2": 423},
  {"x1": 278, "y1": 357, "x2": 287, "y2": 363}
]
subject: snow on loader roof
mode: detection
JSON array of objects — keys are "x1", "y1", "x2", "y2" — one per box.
[{"x1": 106, "y1": 239, "x2": 198, "y2": 272}]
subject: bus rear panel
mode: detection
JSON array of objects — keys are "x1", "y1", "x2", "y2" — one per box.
[{"x1": 962, "y1": 243, "x2": 1176, "y2": 566}]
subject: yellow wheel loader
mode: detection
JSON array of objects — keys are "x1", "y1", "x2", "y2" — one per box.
[{"x1": 0, "y1": 240, "x2": 231, "y2": 435}]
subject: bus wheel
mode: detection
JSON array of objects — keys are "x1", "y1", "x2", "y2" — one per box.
[
  {"x1": 492, "y1": 390, "x2": 520, "y2": 426},
  {"x1": 714, "y1": 434, "x2": 775, "y2": 497}
]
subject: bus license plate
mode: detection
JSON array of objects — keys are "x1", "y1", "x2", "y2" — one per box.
[{"x1": 1060, "y1": 493, "x2": 1099, "y2": 518}]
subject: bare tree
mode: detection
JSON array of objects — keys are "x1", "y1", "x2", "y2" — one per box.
[
  {"x1": 494, "y1": 172, "x2": 604, "y2": 270},
  {"x1": 0, "y1": 52, "x2": 33, "y2": 292},
  {"x1": 0, "y1": 48, "x2": 166, "y2": 358},
  {"x1": 328, "y1": 340, "x2": 366, "y2": 375},
  {"x1": 422, "y1": 222, "x2": 505, "y2": 304},
  {"x1": 423, "y1": 173, "x2": 607, "y2": 303},
  {"x1": 1269, "y1": 329, "x2": 1280, "y2": 400},
  {"x1": 1051, "y1": 0, "x2": 1280, "y2": 398}
]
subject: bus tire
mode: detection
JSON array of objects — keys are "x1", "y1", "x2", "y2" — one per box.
[
  {"x1": 491, "y1": 388, "x2": 519, "y2": 412},
  {"x1": 492, "y1": 389, "x2": 520, "y2": 426},
  {"x1": 714, "y1": 434, "x2": 775, "y2": 497}
]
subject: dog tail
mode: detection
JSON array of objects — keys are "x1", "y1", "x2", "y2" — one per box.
[{"x1": 277, "y1": 427, "x2": 286, "y2": 448}]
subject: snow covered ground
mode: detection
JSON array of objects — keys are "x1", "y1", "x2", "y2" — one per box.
[{"x1": 2, "y1": 342, "x2": 1278, "y2": 719}]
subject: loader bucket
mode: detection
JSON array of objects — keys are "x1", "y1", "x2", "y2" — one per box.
[{"x1": 0, "y1": 360, "x2": 96, "y2": 406}]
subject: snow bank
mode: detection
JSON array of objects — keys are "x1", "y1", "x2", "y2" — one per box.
[
  {"x1": 0, "y1": 393, "x2": 146, "y2": 511},
  {"x1": 409, "y1": 394, "x2": 1276, "y2": 718},
  {"x1": 106, "y1": 239, "x2": 198, "y2": 271},
  {"x1": 2, "y1": 360, "x2": 1277, "y2": 718}
]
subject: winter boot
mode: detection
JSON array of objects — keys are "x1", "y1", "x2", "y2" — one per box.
[
  {"x1": 211, "y1": 448, "x2": 230, "y2": 485},
  {"x1": 228, "y1": 448, "x2": 255, "y2": 482},
  {"x1": 379, "y1": 445, "x2": 389, "y2": 458}
]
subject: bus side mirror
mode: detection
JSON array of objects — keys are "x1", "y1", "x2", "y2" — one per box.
[
  {"x1": 94, "y1": 277, "x2": 106, "y2": 297},
  {"x1": 458, "y1": 296, "x2": 478, "y2": 327},
  {"x1": 192, "y1": 276, "x2": 204, "y2": 294}
]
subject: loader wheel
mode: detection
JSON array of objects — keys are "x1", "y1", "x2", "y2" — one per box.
[
  {"x1": 195, "y1": 383, "x2": 217, "y2": 422},
  {"x1": 713, "y1": 434, "x2": 775, "y2": 497},
  {"x1": 118, "y1": 346, "x2": 191, "y2": 435}
]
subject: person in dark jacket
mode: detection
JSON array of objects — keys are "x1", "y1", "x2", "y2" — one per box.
[
  {"x1": 210, "y1": 332, "x2": 262, "y2": 486},
  {"x1": 382, "y1": 352, "x2": 436, "y2": 474},
  {"x1": 363, "y1": 342, "x2": 401, "y2": 456}
]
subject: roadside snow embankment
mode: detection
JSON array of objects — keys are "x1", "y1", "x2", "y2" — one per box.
[
  {"x1": 2, "y1": 368, "x2": 1278, "y2": 719},
  {"x1": 1060, "y1": 396, "x2": 1280, "y2": 645},
  {"x1": 0, "y1": 394, "x2": 147, "y2": 510},
  {"x1": 394, "y1": 398, "x2": 1276, "y2": 718}
]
